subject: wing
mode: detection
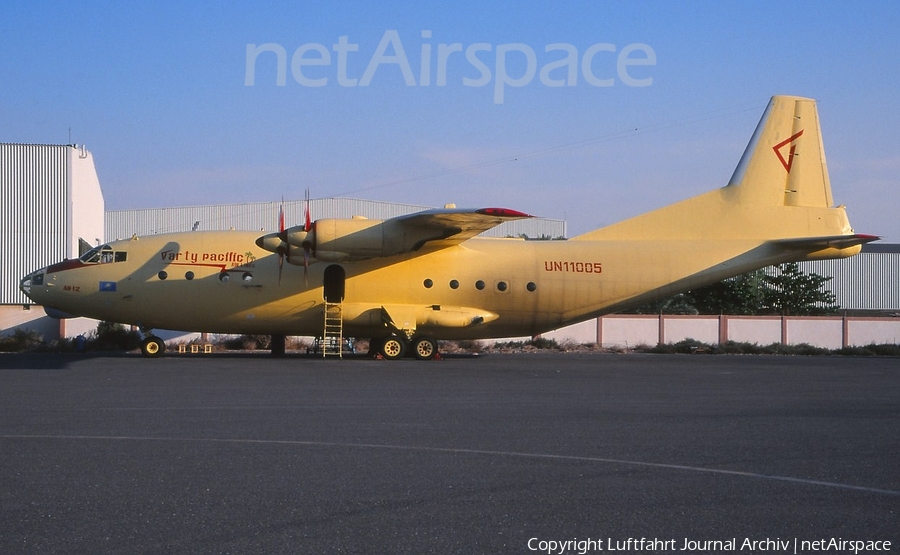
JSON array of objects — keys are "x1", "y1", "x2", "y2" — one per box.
[
  {"x1": 257, "y1": 207, "x2": 534, "y2": 263},
  {"x1": 392, "y1": 207, "x2": 534, "y2": 251}
]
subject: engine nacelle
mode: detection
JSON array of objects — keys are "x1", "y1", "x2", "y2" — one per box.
[{"x1": 310, "y1": 218, "x2": 385, "y2": 260}]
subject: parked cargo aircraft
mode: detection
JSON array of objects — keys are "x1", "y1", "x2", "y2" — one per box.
[{"x1": 20, "y1": 96, "x2": 876, "y2": 359}]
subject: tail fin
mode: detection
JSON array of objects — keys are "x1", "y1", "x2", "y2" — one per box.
[{"x1": 727, "y1": 95, "x2": 833, "y2": 208}]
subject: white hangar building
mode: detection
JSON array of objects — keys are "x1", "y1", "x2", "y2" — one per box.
[
  {"x1": 1, "y1": 143, "x2": 898, "y2": 344},
  {"x1": 1, "y1": 144, "x2": 105, "y2": 340}
]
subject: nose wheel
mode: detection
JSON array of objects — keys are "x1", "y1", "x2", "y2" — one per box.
[{"x1": 140, "y1": 335, "x2": 166, "y2": 358}]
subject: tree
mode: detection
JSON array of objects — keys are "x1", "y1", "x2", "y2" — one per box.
[
  {"x1": 760, "y1": 262, "x2": 839, "y2": 315},
  {"x1": 627, "y1": 263, "x2": 838, "y2": 315},
  {"x1": 687, "y1": 270, "x2": 766, "y2": 315},
  {"x1": 625, "y1": 294, "x2": 698, "y2": 315}
]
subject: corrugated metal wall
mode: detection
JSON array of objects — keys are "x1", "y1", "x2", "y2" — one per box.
[
  {"x1": 1, "y1": 144, "x2": 69, "y2": 305},
  {"x1": 105, "y1": 198, "x2": 567, "y2": 240},
  {"x1": 799, "y1": 246, "x2": 900, "y2": 310}
]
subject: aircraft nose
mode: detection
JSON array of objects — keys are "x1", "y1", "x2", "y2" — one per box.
[{"x1": 19, "y1": 267, "x2": 46, "y2": 300}]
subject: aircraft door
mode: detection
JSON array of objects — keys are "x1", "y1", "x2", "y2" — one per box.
[{"x1": 323, "y1": 265, "x2": 345, "y2": 302}]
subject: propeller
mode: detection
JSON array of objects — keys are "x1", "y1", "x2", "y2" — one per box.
[{"x1": 254, "y1": 193, "x2": 316, "y2": 287}]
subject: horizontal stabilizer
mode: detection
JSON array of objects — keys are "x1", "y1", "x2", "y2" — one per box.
[{"x1": 773, "y1": 233, "x2": 879, "y2": 251}]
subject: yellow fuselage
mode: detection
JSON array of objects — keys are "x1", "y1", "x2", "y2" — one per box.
[{"x1": 25, "y1": 226, "x2": 859, "y2": 340}]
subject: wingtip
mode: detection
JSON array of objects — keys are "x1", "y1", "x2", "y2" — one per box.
[{"x1": 476, "y1": 208, "x2": 534, "y2": 218}]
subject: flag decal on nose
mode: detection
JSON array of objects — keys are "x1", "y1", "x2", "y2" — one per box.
[{"x1": 99, "y1": 281, "x2": 117, "y2": 292}]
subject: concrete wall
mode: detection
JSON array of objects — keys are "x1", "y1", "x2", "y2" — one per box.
[
  {"x1": 0, "y1": 305, "x2": 98, "y2": 341},
  {"x1": 543, "y1": 314, "x2": 900, "y2": 350}
]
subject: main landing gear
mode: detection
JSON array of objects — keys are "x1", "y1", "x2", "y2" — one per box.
[
  {"x1": 411, "y1": 336, "x2": 438, "y2": 360},
  {"x1": 373, "y1": 335, "x2": 439, "y2": 361},
  {"x1": 375, "y1": 307, "x2": 439, "y2": 361}
]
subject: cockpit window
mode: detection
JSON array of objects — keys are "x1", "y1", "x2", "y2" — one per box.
[
  {"x1": 79, "y1": 245, "x2": 105, "y2": 263},
  {"x1": 79, "y1": 245, "x2": 127, "y2": 264}
]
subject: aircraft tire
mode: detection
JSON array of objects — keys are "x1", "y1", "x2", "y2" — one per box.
[
  {"x1": 380, "y1": 336, "x2": 406, "y2": 360},
  {"x1": 412, "y1": 336, "x2": 438, "y2": 360},
  {"x1": 140, "y1": 336, "x2": 166, "y2": 358}
]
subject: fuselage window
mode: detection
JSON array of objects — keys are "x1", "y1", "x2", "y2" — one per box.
[
  {"x1": 158, "y1": 271, "x2": 168, "y2": 280},
  {"x1": 449, "y1": 279, "x2": 459, "y2": 289},
  {"x1": 185, "y1": 271, "x2": 195, "y2": 280},
  {"x1": 115, "y1": 252, "x2": 127, "y2": 262}
]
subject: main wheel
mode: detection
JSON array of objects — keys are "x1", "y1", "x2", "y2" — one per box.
[
  {"x1": 140, "y1": 336, "x2": 166, "y2": 358},
  {"x1": 379, "y1": 336, "x2": 406, "y2": 360},
  {"x1": 412, "y1": 336, "x2": 438, "y2": 360}
]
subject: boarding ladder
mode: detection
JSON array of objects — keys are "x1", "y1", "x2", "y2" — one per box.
[{"x1": 322, "y1": 302, "x2": 344, "y2": 358}]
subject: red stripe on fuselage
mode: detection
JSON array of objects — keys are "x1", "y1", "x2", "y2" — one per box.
[{"x1": 46, "y1": 259, "x2": 86, "y2": 274}]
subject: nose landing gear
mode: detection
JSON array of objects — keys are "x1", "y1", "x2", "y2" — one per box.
[
  {"x1": 140, "y1": 336, "x2": 165, "y2": 357},
  {"x1": 138, "y1": 325, "x2": 166, "y2": 358}
]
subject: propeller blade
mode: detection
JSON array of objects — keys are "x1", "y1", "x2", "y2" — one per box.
[
  {"x1": 303, "y1": 190, "x2": 312, "y2": 286},
  {"x1": 278, "y1": 198, "x2": 286, "y2": 285},
  {"x1": 303, "y1": 247, "x2": 310, "y2": 287}
]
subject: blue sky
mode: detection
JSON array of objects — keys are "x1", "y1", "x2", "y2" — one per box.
[{"x1": 2, "y1": 1, "x2": 898, "y2": 238}]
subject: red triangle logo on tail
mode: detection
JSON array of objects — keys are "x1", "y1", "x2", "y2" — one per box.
[{"x1": 773, "y1": 130, "x2": 804, "y2": 173}]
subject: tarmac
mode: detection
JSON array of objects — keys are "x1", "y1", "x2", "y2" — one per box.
[{"x1": 1, "y1": 351, "x2": 898, "y2": 554}]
